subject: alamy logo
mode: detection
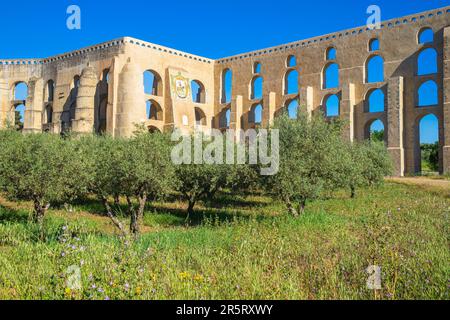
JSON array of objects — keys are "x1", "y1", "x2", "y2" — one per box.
[
  {"x1": 66, "y1": 5, "x2": 81, "y2": 30},
  {"x1": 171, "y1": 129, "x2": 280, "y2": 176},
  {"x1": 367, "y1": 5, "x2": 381, "y2": 30}
]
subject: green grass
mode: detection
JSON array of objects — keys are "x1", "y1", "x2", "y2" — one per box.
[{"x1": 0, "y1": 183, "x2": 448, "y2": 300}]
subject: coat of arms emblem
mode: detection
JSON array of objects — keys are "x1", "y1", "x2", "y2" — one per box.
[{"x1": 171, "y1": 73, "x2": 190, "y2": 99}]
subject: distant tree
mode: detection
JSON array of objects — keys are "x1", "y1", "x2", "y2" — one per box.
[
  {"x1": 360, "y1": 141, "x2": 393, "y2": 186},
  {"x1": 421, "y1": 142, "x2": 439, "y2": 172},
  {"x1": 0, "y1": 131, "x2": 89, "y2": 239},
  {"x1": 371, "y1": 129, "x2": 384, "y2": 143}
]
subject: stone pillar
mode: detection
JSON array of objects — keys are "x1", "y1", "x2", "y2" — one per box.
[
  {"x1": 23, "y1": 77, "x2": 44, "y2": 134},
  {"x1": 230, "y1": 95, "x2": 243, "y2": 131},
  {"x1": 267, "y1": 92, "x2": 276, "y2": 125},
  {"x1": 387, "y1": 76, "x2": 405, "y2": 177},
  {"x1": 72, "y1": 66, "x2": 98, "y2": 134},
  {"x1": 300, "y1": 86, "x2": 314, "y2": 119},
  {"x1": 0, "y1": 79, "x2": 9, "y2": 128},
  {"x1": 341, "y1": 83, "x2": 355, "y2": 142},
  {"x1": 442, "y1": 27, "x2": 450, "y2": 175},
  {"x1": 115, "y1": 58, "x2": 146, "y2": 138}
]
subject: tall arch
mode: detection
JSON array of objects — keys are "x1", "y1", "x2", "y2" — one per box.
[
  {"x1": 369, "y1": 38, "x2": 380, "y2": 52},
  {"x1": 286, "y1": 99, "x2": 299, "y2": 119},
  {"x1": 249, "y1": 103, "x2": 263, "y2": 125},
  {"x1": 13, "y1": 82, "x2": 28, "y2": 101},
  {"x1": 221, "y1": 69, "x2": 232, "y2": 104},
  {"x1": 287, "y1": 55, "x2": 296, "y2": 67},
  {"x1": 143, "y1": 70, "x2": 163, "y2": 96},
  {"x1": 324, "y1": 94, "x2": 340, "y2": 117},
  {"x1": 251, "y1": 76, "x2": 263, "y2": 100},
  {"x1": 365, "y1": 119, "x2": 385, "y2": 142},
  {"x1": 366, "y1": 55, "x2": 384, "y2": 83},
  {"x1": 97, "y1": 98, "x2": 107, "y2": 133},
  {"x1": 285, "y1": 70, "x2": 299, "y2": 95},
  {"x1": 45, "y1": 80, "x2": 55, "y2": 102},
  {"x1": 417, "y1": 114, "x2": 440, "y2": 174},
  {"x1": 43, "y1": 105, "x2": 53, "y2": 125},
  {"x1": 367, "y1": 89, "x2": 385, "y2": 113},
  {"x1": 253, "y1": 62, "x2": 261, "y2": 74}
]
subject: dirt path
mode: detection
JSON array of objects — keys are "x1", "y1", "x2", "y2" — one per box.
[{"x1": 387, "y1": 177, "x2": 450, "y2": 195}]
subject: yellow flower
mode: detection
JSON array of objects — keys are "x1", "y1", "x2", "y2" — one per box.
[
  {"x1": 193, "y1": 274, "x2": 204, "y2": 282},
  {"x1": 64, "y1": 288, "x2": 72, "y2": 297},
  {"x1": 135, "y1": 287, "x2": 142, "y2": 295},
  {"x1": 179, "y1": 271, "x2": 190, "y2": 280}
]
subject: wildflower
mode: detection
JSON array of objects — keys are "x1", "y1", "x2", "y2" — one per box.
[
  {"x1": 91, "y1": 284, "x2": 97, "y2": 289},
  {"x1": 179, "y1": 272, "x2": 190, "y2": 280},
  {"x1": 62, "y1": 226, "x2": 68, "y2": 231},
  {"x1": 193, "y1": 274, "x2": 204, "y2": 282},
  {"x1": 135, "y1": 287, "x2": 142, "y2": 295},
  {"x1": 98, "y1": 288, "x2": 104, "y2": 293},
  {"x1": 61, "y1": 252, "x2": 66, "y2": 257},
  {"x1": 104, "y1": 296, "x2": 110, "y2": 301},
  {"x1": 65, "y1": 288, "x2": 72, "y2": 296},
  {"x1": 80, "y1": 260, "x2": 85, "y2": 266},
  {"x1": 124, "y1": 283, "x2": 130, "y2": 290}
]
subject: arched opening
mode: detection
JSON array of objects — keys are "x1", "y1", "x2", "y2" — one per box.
[
  {"x1": 143, "y1": 70, "x2": 162, "y2": 96},
  {"x1": 324, "y1": 94, "x2": 340, "y2": 117},
  {"x1": 253, "y1": 62, "x2": 261, "y2": 74},
  {"x1": 285, "y1": 70, "x2": 299, "y2": 95},
  {"x1": 251, "y1": 76, "x2": 263, "y2": 100},
  {"x1": 191, "y1": 80, "x2": 206, "y2": 103},
  {"x1": 367, "y1": 119, "x2": 385, "y2": 142},
  {"x1": 367, "y1": 89, "x2": 385, "y2": 113},
  {"x1": 71, "y1": 75, "x2": 80, "y2": 100},
  {"x1": 287, "y1": 55, "x2": 296, "y2": 67},
  {"x1": 13, "y1": 82, "x2": 28, "y2": 101},
  {"x1": 369, "y1": 38, "x2": 380, "y2": 52},
  {"x1": 417, "y1": 48, "x2": 437, "y2": 76},
  {"x1": 366, "y1": 55, "x2": 384, "y2": 83},
  {"x1": 418, "y1": 27, "x2": 434, "y2": 44},
  {"x1": 249, "y1": 103, "x2": 263, "y2": 125},
  {"x1": 44, "y1": 105, "x2": 53, "y2": 124},
  {"x1": 219, "y1": 108, "x2": 231, "y2": 129},
  {"x1": 45, "y1": 80, "x2": 55, "y2": 102},
  {"x1": 195, "y1": 107, "x2": 207, "y2": 126},
  {"x1": 326, "y1": 47, "x2": 337, "y2": 60},
  {"x1": 323, "y1": 63, "x2": 339, "y2": 89},
  {"x1": 97, "y1": 98, "x2": 107, "y2": 134},
  {"x1": 221, "y1": 69, "x2": 232, "y2": 104},
  {"x1": 418, "y1": 80, "x2": 438, "y2": 107},
  {"x1": 418, "y1": 114, "x2": 439, "y2": 174},
  {"x1": 102, "y1": 69, "x2": 110, "y2": 84},
  {"x1": 148, "y1": 126, "x2": 162, "y2": 134},
  {"x1": 146, "y1": 100, "x2": 163, "y2": 121},
  {"x1": 286, "y1": 99, "x2": 299, "y2": 119}
]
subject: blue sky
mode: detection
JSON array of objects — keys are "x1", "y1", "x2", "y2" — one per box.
[{"x1": 3, "y1": 0, "x2": 445, "y2": 143}]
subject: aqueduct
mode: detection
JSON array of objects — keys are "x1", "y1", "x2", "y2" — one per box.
[{"x1": 1, "y1": 6, "x2": 450, "y2": 176}]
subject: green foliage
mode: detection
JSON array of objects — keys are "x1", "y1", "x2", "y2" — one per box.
[
  {"x1": 371, "y1": 129, "x2": 385, "y2": 143},
  {"x1": 421, "y1": 142, "x2": 439, "y2": 173}
]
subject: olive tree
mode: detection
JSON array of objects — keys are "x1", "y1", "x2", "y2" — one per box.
[{"x1": 0, "y1": 131, "x2": 89, "y2": 238}]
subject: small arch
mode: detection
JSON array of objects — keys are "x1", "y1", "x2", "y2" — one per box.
[
  {"x1": 367, "y1": 89, "x2": 385, "y2": 113},
  {"x1": 323, "y1": 63, "x2": 339, "y2": 89},
  {"x1": 418, "y1": 27, "x2": 434, "y2": 44},
  {"x1": 366, "y1": 119, "x2": 385, "y2": 142},
  {"x1": 286, "y1": 99, "x2": 299, "y2": 119},
  {"x1": 146, "y1": 100, "x2": 163, "y2": 120},
  {"x1": 418, "y1": 80, "x2": 438, "y2": 107},
  {"x1": 326, "y1": 47, "x2": 336, "y2": 60},
  {"x1": 102, "y1": 69, "x2": 110, "y2": 84},
  {"x1": 148, "y1": 126, "x2": 162, "y2": 134},
  {"x1": 285, "y1": 69, "x2": 299, "y2": 95},
  {"x1": 221, "y1": 69, "x2": 232, "y2": 104},
  {"x1": 249, "y1": 103, "x2": 263, "y2": 125},
  {"x1": 191, "y1": 80, "x2": 206, "y2": 103},
  {"x1": 43, "y1": 105, "x2": 53, "y2": 124},
  {"x1": 324, "y1": 94, "x2": 340, "y2": 117},
  {"x1": 366, "y1": 55, "x2": 384, "y2": 83},
  {"x1": 13, "y1": 104, "x2": 25, "y2": 131},
  {"x1": 417, "y1": 48, "x2": 437, "y2": 76},
  {"x1": 369, "y1": 38, "x2": 380, "y2": 51},
  {"x1": 143, "y1": 70, "x2": 163, "y2": 96},
  {"x1": 251, "y1": 76, "x2": 263, "y2": 100},
  {"x1": 13, "y1": 82, "x2": 28, "y2": 101},
  {"x1": 195, "y1": 107, "x2": 207, "y2": 126},
  {"x1": 287, "y1": 55, "x2": 296, "y2": 67},
  {"x1": 253, "y1": 62, "x2": 261, "y2": 74}
]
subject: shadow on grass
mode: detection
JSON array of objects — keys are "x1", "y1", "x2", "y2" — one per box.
[{"x1": 0, "y1": 205, "x2": 30, "y2": 224}]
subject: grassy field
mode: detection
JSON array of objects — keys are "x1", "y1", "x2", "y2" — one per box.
[{"x1": 0, "y1": 182, "x2": 448, "y2": 300}]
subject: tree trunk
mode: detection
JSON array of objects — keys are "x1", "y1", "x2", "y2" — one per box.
[
  {"x1": 32, "y1": 197, "x2": 49, "y2": 241},
  {"x1": 187, "y1": 199, "x2": 196, "y2": 222},
  {"x1": 100, "y1": 196, "x2": 127, "y2": 236},
  {"x1": 350, "y1": 185, "x2": 356, "y2": 199},
  {"x1": 130, "y1": 192, "x2": 147, "y2": 236},
  {"x1": 114, "y1": 194, "x2": 120, "y2": 206},
  {"x1": 283, "y1": 195, "x2": 299, "y2": 217},
  {"x1": 297, "y1": 199, "x2": 307, "y2": 215}
]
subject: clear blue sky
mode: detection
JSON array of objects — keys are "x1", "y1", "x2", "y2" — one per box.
[{"x1": 3, "y1": 0, "x2": 445, "y2": 143}]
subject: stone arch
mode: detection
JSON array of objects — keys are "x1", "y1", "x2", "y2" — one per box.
[
  {"x1": 326, "y1": 47, "x2": 337, "y2": 61},
  {"x1": 417, "y1": 80, "x2": 438, "y2": 107},
  {"x1": 12, "y1": 81, "x2": 28, "y2": 101},
  {"x1": 418, "y1": 27, "x2": 434, "y2": 44},
  {"x1": 365, "y1": 54, "x2": 384, "y2": 83},
  {"x1": 45, "y1": 80, "x2": 55, "y2": 102},
  {"x1": 417, "y1": 47, "x2": 437, "y2": 76},
  {"x1": 286, "y1": 99, "x2": 299, "y2": 119},
  {"x1": 286, "y1": 55, "x2": 296, "y2": 67},
  {"x1": 323, "y1": 63, "x2": 339, "y2": 89},
  {"x1": 146, "y1": 99, "x2": 163, "y2": 121},
  {"x1": 249, "y1": 103, "x2": 263, "y2": 125},
  {"x1": 253, "y1": 62, "x2": 261, "y2": 74},
  {"x1": 365, "y1": 88, "x2": 385, "y2": 113},
  {"x1": 369, "y1": 38, "x2": 380, "y2": 52},
  {"x1": 191, "y1": 80, "x2": 206, "y2": 103},
  {"x1": 143, "y1": 70, "x2": 163, "y2": 96},
  {"x1": 284, "y1": 69, "x2": 299, "y2": 95},
  {"x1": 221, "y1": 68, "x2": 232, "y2": 104},
  {"x1": 43, "y1": 104, "x2": 53, "y2": 125},
  {"x1": 219, "y1": 107, "x2": 231, "y2": 129},
  {"x1": 323, "y1": 94, "x2": 340, "y2": 117},
  {"x1": 365, "y1": 118, "x2": 385, "y2": 142},
  {"x1": 195, "y1": 107, "x2": 207, "y2": 126},
  {"x1": 415, "y1": 113, "x2": 440, "y2": 174},
  {"x1": 250, "y1": 76, "x2": 263, "y2": 100}
]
